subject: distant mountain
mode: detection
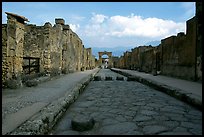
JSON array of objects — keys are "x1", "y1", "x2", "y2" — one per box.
[
  {"x1": 91, "y1": 41, "x2": 160, "y2": 59},
  {"x1": 145, "y1": 40, "x2": 161, "y2": 46},
  {"x1": 91, "y1": 46, "x2": 132, "y2": 59}
]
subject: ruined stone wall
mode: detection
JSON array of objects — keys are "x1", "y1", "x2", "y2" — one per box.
[
  {"x1": 49, "y1": 23, "x2": 63, "y2": 76},
  {"x1": 82, "y1": 48, "x2": 88, "y2": 70},
  {"x1": 24, "y1": 25, "x2": 45, "y2": 75},
  {"x1": 86, "y1": 48, "x2": 93, "y2": 69},
  {"x1": 112, "y1": 56, "x2": 120, "y2": 68},
  {"x1": 2, "y1": 24, "x2": 8, "y2": 87},
  {"x1": 69, "y1": 32, "x2": 80, "y2": 71},
  {"x1": 2, "y1": 13, "x2": 96, "y2": 88},
  {"x1": 76, "y1": 37, "x2": 84, "y2": 71},
  {"x1": 23, "y1": 19, "x2": 95, "y2": 75},
  {"x1": 4, "y1": 13, "x2": 26, "y2": 88},
  {"x1": 118, "y1": 56, "x2": 125, "y2": 69},
  {"x1": 196, "y1": 2, "x2": 202, "y2": 81},
  {"x1": 24, "y1": 25, "x2": 43, "y2": 58},
  {"x1": 123, "y1": 51, "x2": 131, "y2": 69},
  {"x1": 140, "y1": 48, "x2": 155, "y2": 73},
  {"x1": 61, "y1": 25, "x2": 70, "y2": 74},
  {"x1": 130, "y1": 47, "x2": 139, "y2": 70},
  {"x1": 161, "y1": 17, "x2": 196, "y2": 80},
  {"x1": 116, "y1": 16, "x2": 199, "y2": 81},
  {"x1": 112, "y1": 3, "x2": 201, "y2": 82},
  {"x1": 121, "y1": 57, "x2": 125, "y2": 69},
  {"x1": 91, "y1": 55, "x2": 96, "y2": 69},
  {"x1": 23, "y1": 22, "x2": 62, "y2": 76},
  {"x1": 129, "y1": 46, "x2": 154, "y2": 71}
]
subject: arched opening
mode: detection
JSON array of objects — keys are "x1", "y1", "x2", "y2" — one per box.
[
  {"x1": 98, "y1": 51, "x2": 112, "y2": 69},
  {"x1": 101, "y1": 54, "x2": 109, "y2": 69}
]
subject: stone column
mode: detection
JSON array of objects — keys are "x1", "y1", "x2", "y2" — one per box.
[
  {"x1": 5, "y1": 12, "x2": 28, "y2": 88},
  {"x1": 62, "y1": 25, "x2": 70, "y2": 74},
  {"x1": 108, "y1": 53, "x2": 113, "y2": 68},
  {"x1": 43, "y1": 22, "x2": 52, "y2": 76},
  {"x1": 54, "y1": 18, "x2": 64, "y2": 75}
]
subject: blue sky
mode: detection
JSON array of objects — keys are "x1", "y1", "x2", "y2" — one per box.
[{"x1": 2, "y1": 2, "x2": 195, "y2": 56}]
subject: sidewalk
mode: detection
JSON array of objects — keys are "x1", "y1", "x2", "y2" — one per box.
[
  {"x1": 2, "y1": 68, "x2": 100, "y2": 135},
  {"x1": 111, "y1": 68, "x2": 202, "y2": 111}
]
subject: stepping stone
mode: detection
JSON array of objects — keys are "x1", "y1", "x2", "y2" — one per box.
[
  {"x1": 94, "y1": 76, "x2": 101, "y2": 81},
  {"x1": 116, "y1": 76, "x2": 124, "y2": 81},
  {"x1": 71, "y1": 115, "x2": 95, "y2": 131},
  {"x1": 105, "y1": 76, "x2": 113, "y2": 81},
  {"x1": 25, "y1": 80, "x2": 38, "y2": 87}
]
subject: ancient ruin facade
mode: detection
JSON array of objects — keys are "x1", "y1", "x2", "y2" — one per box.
[
  {"x1": 116, "y1": 4, "x2": 202, "y2": 82},
  {"x1": 2, "y1": 12, "x2": 96, "y2": 88},
  {"x1": 98, "y1": 51, "x2": 113, "y2": 68}
]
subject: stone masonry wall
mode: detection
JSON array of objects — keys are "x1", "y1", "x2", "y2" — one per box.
[
  {"x1": 50, "y1": 22, "x2": 63, "y2": 76},
  {"x1": 24, "y1": 24, "x2": 45, "y2": 75},
  {"x1": 116, "y1": 15, "x2": 201, "y2": 81},
  {"x1": 161, "y1": 20, "x2": 196, "y2": 81},
  {"x1": 2, "y1": 24, "x2": 8, "y2": 87},
  {"x1": 196, "y1": 2, "x2": 202, "y2": 81},
  {"x1": 4, "y1": 13, "x2": 27, "y2": 88},
  {"x1": 140, "y1": 48, "x2": 155, "y2": 73},
  {"x1": 2, "y1": 13, "x2": 96, "y2": 88},
  {"x1": 23, "y1": 18, "x2": 95, "y2": 76}
]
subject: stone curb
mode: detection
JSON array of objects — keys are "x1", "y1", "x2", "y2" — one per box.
[
  {"x1": 8, "y1": 68, "x2": 100, "y2": 135},
  {"x1": 110, "y1": 68, "x2": 202, "y2": 111}
]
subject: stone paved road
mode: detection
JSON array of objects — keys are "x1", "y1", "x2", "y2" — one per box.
[{"x1": 51, "y1": 69, "x2": 202, "y2": 135}]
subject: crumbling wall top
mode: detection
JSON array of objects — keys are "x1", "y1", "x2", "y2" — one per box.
[
  {"x1": 55, "y1": 18, "x2": 65, "y2": 25},
  {"x1": 5, "y1": 12, "x2": 29, "y2": 23},
  {"x1": 63, "y1": 25, "x2": 70, "y2": 30},
  {"x1": 177, "y1": 32, "x2": 185, "y2": 37},
  {"x1": 44, "y1": 22, "x2": 52, "y2": 28}
]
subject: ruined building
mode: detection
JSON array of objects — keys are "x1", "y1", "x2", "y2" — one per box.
[
  {"x1": 2, "y1": 12, "x2": 96, "y2": 88},
  {"x1": 115, "y1": 2, "x2": 202, "y2": 82}
]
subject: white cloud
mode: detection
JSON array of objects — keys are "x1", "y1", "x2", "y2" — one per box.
[
  {"x1": 84, "y1": 13, "x2": 185, "y2": 39},
  {"x1": 91, "y1": 13, "x2": 108, "y2": 24},
  {"x1": 70, "y1": 24, "x2": 80, "y2": 32}
]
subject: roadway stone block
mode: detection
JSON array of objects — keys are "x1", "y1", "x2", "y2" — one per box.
[
  {"x1": 25, "y1": 80, "x2": 38, "y2": 87},
  {"x1": 105, "y1": 76, "x2": 113, "y2": 81},
  {"x1": 94, "y1": 76, "x2": 101, "y2": 81},
  {"x1": 116, "y1": 76, "x2": 124, "y2": 81},
  {"x1": 71, "y1": 116, "x2": 95, "y2": 131}
]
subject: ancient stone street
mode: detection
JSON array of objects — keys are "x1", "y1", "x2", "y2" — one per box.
[
  {"x1": 2, "y1": 2, "x2": 202, "y2": 135},
  {"x1": 51, "y1": 69, "x2": 202, "y2": 135}
]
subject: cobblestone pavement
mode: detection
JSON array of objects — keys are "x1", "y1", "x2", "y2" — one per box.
[{"x1": 51, "y1": 69, "x2": 202, "y2": 135}]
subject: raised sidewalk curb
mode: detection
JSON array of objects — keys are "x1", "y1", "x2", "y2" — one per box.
[
  {"x1": 111, "y1": 68, "x2": 202, "y2": 111},
  {"x1": 8, "y1": 68, "x2": 100, "y2": 135}
]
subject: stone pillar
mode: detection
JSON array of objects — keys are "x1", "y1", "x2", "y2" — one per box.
[
  {"x1": 86, "y1": 48, "x2": 92, "y2": 69},
  {"x1": 43, "y1": 22, "x2": 52, "y2": 76},
  {"x1": 108, "y1": 53, "x2": 113, "y2": 68},
  {"x1": 62, "y1": 25, "x2": 70, "y2": 74},
  {"x1": 5, "y1": 12, "x2": 28, "y2": 88},
  {"x1": 53, "y1": 18, "x2": 64, "y2": 75}
]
